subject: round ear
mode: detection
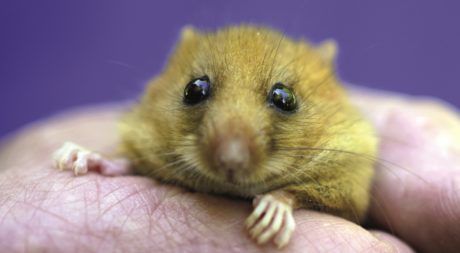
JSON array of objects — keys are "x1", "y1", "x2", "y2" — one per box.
[
  {"x1": 316, "y1": 39, "x2": 338, "y2": 62},
  {"x1": 180, "y1": 25, "x2": 201, "y2": 42}
]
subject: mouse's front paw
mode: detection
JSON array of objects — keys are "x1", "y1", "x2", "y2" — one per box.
[
  {"x1": 245, "y1": 193, "x2": 296, "y2": 248},
  {"x1": 53, "y1": 142, "x2": 102, "y2": 175},
  {"x1": 53, "y1": 142, "x2": 132, "y2": 176}
]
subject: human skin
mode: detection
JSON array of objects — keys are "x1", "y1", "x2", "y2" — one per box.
[{"x1": 0, "y1": 88, "x2": 459, "y2": 253}]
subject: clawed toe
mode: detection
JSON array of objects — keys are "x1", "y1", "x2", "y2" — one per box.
[
  {"x1": 245, "y1": 194, "x2": 296, "y2": 248},
  {"x1": 53, "y1": 142, "x2": 100, "y2": 175},
  {"x1": 52, "y1": 142, "x2": 131, "y2": 176}
]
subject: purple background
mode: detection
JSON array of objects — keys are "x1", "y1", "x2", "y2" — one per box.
[{"x1": 1, "y1": 0, "x2": 459, "y2": 138}]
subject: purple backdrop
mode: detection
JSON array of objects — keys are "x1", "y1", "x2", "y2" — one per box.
[{"x1": 1, "y1": 0, "x2": 459, "y2": 138}]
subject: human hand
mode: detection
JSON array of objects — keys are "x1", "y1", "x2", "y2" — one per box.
[
  {"x1": 351, "y1": 87, "x2": 460, "y2": 253},
  {"x1": 0, "y1": 88, "x2": 458, "y2": 252}
]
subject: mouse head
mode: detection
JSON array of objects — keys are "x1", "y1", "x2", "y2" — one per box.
[{"x1": 130, "y1": 26, "x2": 350, "y2": 193}]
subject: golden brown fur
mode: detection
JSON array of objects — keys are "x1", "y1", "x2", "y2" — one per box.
[{"x1": 119, "y1": 25, "x2": 377, "y2": 222}]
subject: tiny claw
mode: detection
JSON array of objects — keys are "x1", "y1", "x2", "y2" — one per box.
[
  {"x1": 246, "y1": 192, "x2": 296, "y2": 248},
  {"x1": 256, "y1": 207, "x2": 284, "y2": 244},
  {"x1": 249, "y1": 202, "x2": 276, "y2": 238},
  {"x1": 245, "y1": 196, "x2": 270, "y2": 228},
  {"x1": 52, "y1": 142, "x2": 131, "y2": 176},
  {"x1": 274, "y1": 209, "x2": 295, "y2": 248}
]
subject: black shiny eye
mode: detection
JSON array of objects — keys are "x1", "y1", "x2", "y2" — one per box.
[
  {"x1": 183, "y1": 75, "x2": 211, "y2": 105},
  {"x1": 268, "y1": 83, "x2": 297, "y2": 112}
]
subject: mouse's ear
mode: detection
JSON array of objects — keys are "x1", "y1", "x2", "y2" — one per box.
[
  {"x1": 179, "y1": 25, "x2": 201, "y2": 42},
  {"x1": 316, "y1": 39, "x2": 338, "y2": 62}
]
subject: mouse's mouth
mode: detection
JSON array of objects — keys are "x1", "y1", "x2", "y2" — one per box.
[
  {"x1": 225, "y1": 170, "x2": 236, "y2": 184},
  {"x1": 208, "y1": 167, "x2": 247, "y2": 186},
  {"x1": 214, "y1": 171, "x2": 287, "y2": 195},
  {"x1": 209, "y1": 164, "x2": 275, "y2": 188},
  {"x1": 221, "y1": 169, "x2": 262, "y2": 186}
]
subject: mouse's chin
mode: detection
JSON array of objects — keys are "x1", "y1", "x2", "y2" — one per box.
[
  {"x1": 198, "y1": 170, "x2": 274, "y2": 196},
  {"x1": 201, "y1": 167, "x2": 273, "y2": 192},
  {"x1": 215, "y1": 171, "x2": 264, "y2": 187}
]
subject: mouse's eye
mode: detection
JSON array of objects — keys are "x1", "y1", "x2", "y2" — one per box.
[
  {"x1": 183, "y1": 75, "x2": 211, "y2": 105},
  {"x1": 268, "y1": 83, "x2": 297, "y2": 112}
]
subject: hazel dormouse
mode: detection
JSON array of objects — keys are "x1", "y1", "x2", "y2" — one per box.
[{"x1": 53, "y1": 25, "x2": 377, "y2": 248}]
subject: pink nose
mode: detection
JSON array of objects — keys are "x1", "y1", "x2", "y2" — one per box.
[{"x1": 214, "y1": 136, "x2": 251, "y2": 179}]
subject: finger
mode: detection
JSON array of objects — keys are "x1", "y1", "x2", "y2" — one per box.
[
  {"x1": 350, "y1": 88, "x2": 460, "y2": 252},
  {"x1": 370, "y1": 230, "x2": 415, "y2": 253},
  {"x1": 287, "y1": 210, "x2": 414, "y2": 252}
]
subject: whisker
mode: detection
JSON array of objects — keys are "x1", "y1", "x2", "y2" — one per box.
[
  {"x1": 270, "y1": 153, "x2": 395, "y2": 228},
  {"x1": 275, "y1": 146, "x2": 428, "y2": 185}
]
